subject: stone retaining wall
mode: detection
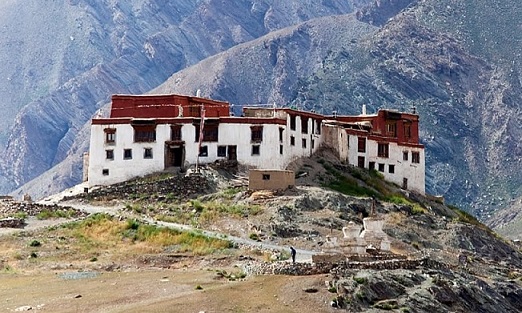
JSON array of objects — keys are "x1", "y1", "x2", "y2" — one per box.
[{"x1": 242, "y1": 258, "x2": 449, "y2": 276}]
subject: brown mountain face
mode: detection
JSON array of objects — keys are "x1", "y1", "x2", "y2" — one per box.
[{"x1": 6, "y1": 0, "x2": 522, "y2": 236}]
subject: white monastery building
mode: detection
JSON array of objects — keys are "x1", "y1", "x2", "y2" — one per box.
[{"x1": 86, "y1": 94, "x2": 425, "y2": 194}]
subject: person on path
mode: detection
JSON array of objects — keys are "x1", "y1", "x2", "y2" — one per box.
[{"x1": 290, "y1": 246, "x2": 296, "y2": 264}]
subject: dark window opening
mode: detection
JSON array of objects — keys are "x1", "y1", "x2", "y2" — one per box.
[
  {"x1": 358, "y1": 137, "x2": 366, "y2": 153},
  {"x1": 358, "y1": 156, "x2": 365, "y2": 168},
  {"x1": 369, "y1": 162, "x2": 375, "y2": 170},
  {"x1": 302, "y1": 138, "x2": 307, "y2": 148},
  {"x1": 217, "y1": 146, "x2": 227, "y2": 157},
  {"x1": 378, "y1": 163, "x2": 385, "y2": 172},
  {"x1": 301, "y1": 117, "x2": 308, "y2": 134},
  {"x1": 279, "y1": 127, "x2": 284, "y2": 142},
  {"x1": 144, "y1": 148, "x2": 153, "y2": 159},
  {"x1": 262, "y1": 174, "x2": 271, "y2": 180},
  {"x1": 290, "y1": 115, "x2": 296, "y2": 130},
  {"x1": 106, "y1": 150, "x2": 114, "y2": 160},
  {"x1": 123, "y1": 149, "x2": 132, "y2": 160},
  {"x1": 102, "y1": 169, "x2": 109, "y2": 176},
  {"x1": 171, "y1": 125, "x2": 182, "y2": 141},
  {"x1": 389, "y1": 164, "x2": 395, "y2": 174},
  {"x1": 251, "y1": 126, "x2": 263, "y2": 143},
  {"x1": 316, "y1": 120, "x2": 321, "y2": 134},
  {"x1": 195, "y1": 124, "x2": 218, "y2": 142},
  {"x1": 404, "y1": 123, "x2": 411, "y2": 138},
  {"x1": 290, "y1": 136, "x2": 295, "y2": 146},
  {"x1": 386, "y1": 122, "x2": 397, "y2": 137},
  {"x1": 311, "y1": 139, "x2": 315, "y2": 149},
  {"x1": 104, "y1": 128, "x2": 116, "y2": 144},
  {"x1": 412, "y1": 152, "x2": 420, "y2": 164},
  {"x1": 403, "y1": 151, "x2": 409, "y2": 161},
  {"x1": 199, "y1": 146, "x2": 208, "y2": 157},
  {"x1": 252, "y1": 145, "x2": 260, "y2": 155},
  {"x1": 279, "y1": 145, "x2": 283, "y2": 155},
  {"x1": 378, "y1": 143, "x2": 389, "y2": 158}
]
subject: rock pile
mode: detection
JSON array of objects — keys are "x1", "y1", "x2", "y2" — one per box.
[
  {"x1": 70, "y1": 173, "x2": 215, "y2": 203},
  {"x1": 0, "y1": 198, "x2": 86, "y2": 221}
]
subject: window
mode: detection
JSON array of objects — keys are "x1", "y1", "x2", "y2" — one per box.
[
  {"x1": 279, "y1": 128, "x2": 284, "y2": 142},
  {"x1": 378, "y1": 163, "x2": 385, "y2": 172},
  {"x1": 195, "y1": 124, "x2": 218, "y2": 142},
  {"x1": 133, "y1": 124, "x2": 156, "y2": 142},
  {"x1": 358, "y1": 156, "x2": 365, "y2": 168},
  {"x1": 252, "y1": 145, "x2": 260, "y2": 155},
  {"x1": 386, "y1": 122, "x2": 397, "y2": 137},
  {"x1": 102, "y1": 169, "x2": 109, "y2": 176},
  {"x1": 199, "y1": 146, "x2": 208, "y2": 157},
  {"x1": 290, "y1": 115, "x2": 296, "y2": 130},
  {"x1": 404, "y1": 123, "x2": 411, "y2": 138},
  {"x1": 369, "y1": 162, "x2": 375, "y2": 170},
  {"x1": 389, "y1": 164, "x2": 395, "y2": 174},
  {"x1": 316, "y1": 120, "x2": 321, "y2": 134},
  {"x1": 290, "y1": 136, "x2": 295, "y2": 146},
  {"x1": 301, "y1": 117, "x2": 308, "y2": 134},
  {"x1": 311, "y1": 139, "x2": 315, "y2": 149},
  {"x1": 106, "y1": 150, "x2": 114, "y2": 160},
  {"x1": 378, "y1": 143, "x2": 389, "y2": 158},
  {"x1": 412, "y1": 152, "x2": 420, "y2": 164},
  {"x1": 123, "y1": 149, "x2": 132, "y2": 160},
  {"x1": 302, "y1": 138, "x2": 307, "y2": 148},
  {"x1": 171, "y1": 125, "x2": 182, "y2": 141},
  {"x1": 403, "y1": 151, "x2": 409, "y2": 161},
  {"x1": 262, "y1": 174, "x2": 271, "y2": 180},
  {"x1": 358, "y1": 137, "x2": 366, "y2": 153},
  {"x1": 144, "y1": 148, "x2": 153, "y2": 159},
  {"x1": 251, "y1": 126, "x2": 263, "y2": 143},
  {"x1": 217, "y1": 146, "x2": 227, "y2": 157},
  {"x1": 190, "y1": 106, "x2": 201, "y2": 117},
  {"x1": 279, "y1": 145, "x2": 283, "y2": 155},
  {"x1": 104, "y1": 128, "x2": 116, "y2": 144}
]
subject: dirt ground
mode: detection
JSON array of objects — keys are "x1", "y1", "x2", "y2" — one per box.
[{"x1": 1, "y1": 269, "x2": 337, "y2": 313}]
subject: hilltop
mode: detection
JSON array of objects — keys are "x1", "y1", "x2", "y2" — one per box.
[{"x1": 1, "y1": 152, "x2": 521, "y2": 312}]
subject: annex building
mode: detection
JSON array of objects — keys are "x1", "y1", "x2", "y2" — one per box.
[{"x1": 86, "y1": 94, "x2": 425, "y2": 194}]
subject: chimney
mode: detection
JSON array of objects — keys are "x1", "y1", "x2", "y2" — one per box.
[
  {"x1": 196, "y1": 89, "x2": 201, "y2": 97},
  {"x1": 362, "y1": 104, "x2": 367, "y2": 115}
]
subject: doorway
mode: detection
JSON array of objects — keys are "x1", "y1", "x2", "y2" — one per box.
[
  {"x1": 227, "y1": 145, "x2": 237, "y2": 161},
  {"x1": 165, "y1": 144, "x2": 184, "y2": 168}
]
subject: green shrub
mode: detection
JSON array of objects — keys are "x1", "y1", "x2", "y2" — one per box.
[{"x1": 29, "y1": 240, "x2": 41, "y2": 247}]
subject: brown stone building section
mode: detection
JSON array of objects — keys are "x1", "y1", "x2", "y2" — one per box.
[{"x1": 249, "y1": 170, "x2": 295, "y2": 191}]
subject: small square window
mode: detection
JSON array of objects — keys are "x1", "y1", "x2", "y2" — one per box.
[
  {"x1": 104, "y1": 128, "x2": 116, "y2": 144},
  {"x1": 262, "y1": 174, "x2": 271, "y2": 180},
  {"x1": 378, "y1": 163, "x2": 385, "y2": 172},
  {"x1": 123, "y1": 149, "x2": 132, "y2": 160},
  {"x1": 106, "y1": 150, "x2": 114, "y2": 160},
  {"x1": 144, "y1": 148, "x2": 153, "y2": 159},
  {"x1": 389, "y1": 164, "x2": 395, "y2": 174},
  {"x1": 290, "y1": 136, "x2": 295, "y2": 146},
  {"x1": 199, "y1": 146, "x2": 208, "y2": 157},
  {"x1": 302, "y1": 138, "x2": 307, "y2": 148},
  {"x1": 217, "y1": 146, "x2": 227, "y2": 157},
  {"x1": 102, "y1": 169, "x2": 109, "y2": 176},
  {"x1": 252, "y1": 145, "x2": 260, "y2": 155}
]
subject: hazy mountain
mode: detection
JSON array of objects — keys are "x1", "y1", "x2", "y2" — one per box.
[
  {"x1": 0, "y1": 0, "x2": 366, "y2": 195},
  {"x1": 7, "y1": 0, "x2": 522, "y2": 228}
]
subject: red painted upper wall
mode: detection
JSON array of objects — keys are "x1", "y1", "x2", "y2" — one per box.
[{"x1": 110, "y1": 94, "x2": 230, "y2": 118}]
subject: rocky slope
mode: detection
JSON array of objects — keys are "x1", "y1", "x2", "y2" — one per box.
[
  {"x1": 0, "y1": 0, "x2": 366, "y2": 195},
  {"x1": 11, "y1": 152, "x2": 522, "y2": 312}
]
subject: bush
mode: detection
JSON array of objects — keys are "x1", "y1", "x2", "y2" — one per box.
[{"x1": 29, "y1": 240, "x2": 41, "y2": 247}]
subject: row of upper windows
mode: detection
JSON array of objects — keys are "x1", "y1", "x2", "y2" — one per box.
[
  {"x1": 356, "y1": 137, "x2": 420, "y2": 163},
  {"x1": 289, "y1": 115, "x2": 321, "y2": 134},
  {"x1": 105, "y1": 148, "x2": 153, "y2": 161},
  {"x1": 104, "y1": 125, "x2": 266, "y2": 144}
]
